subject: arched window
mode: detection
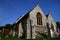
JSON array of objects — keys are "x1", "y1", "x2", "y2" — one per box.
[{"x1": 36, "y1": 12, "x2": 42, "y2": 25}]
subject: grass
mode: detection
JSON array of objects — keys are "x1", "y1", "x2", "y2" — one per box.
[
  {"x1": 0, "y1": 36, "x2": 60, "y2": 40},
  {"x1": 1, "y1": 37, "x2": 23, "y2": 40}
]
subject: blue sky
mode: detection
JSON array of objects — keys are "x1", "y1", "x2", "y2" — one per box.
[{"x1": 0, "y1": 0, "x2": 60, "y2": 26}]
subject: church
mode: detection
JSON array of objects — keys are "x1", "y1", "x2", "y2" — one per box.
[{"x1": 10, "y1": 4, "x2": 59, "y2": 39}]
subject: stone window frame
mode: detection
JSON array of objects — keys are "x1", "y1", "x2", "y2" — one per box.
[{"x1": 36, "y1": 12, "x2": 42, "y2": 25}]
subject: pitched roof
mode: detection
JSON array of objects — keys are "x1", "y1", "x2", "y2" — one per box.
[
  {"x1": 15, "y1": 9, "x2": 33, "y2": 23},
  {"x1": 15, "y1": 4, "x2": 39, "y2": 23},
  {"x1": 46, "y1": 13, "x2": 49, "y2": 17},
  {"x1": 46, "y1": 11, "x2": 51, "y2": 17},
  {"x1": 14, "y1": 4, "x2": 51, "y2": 24}
]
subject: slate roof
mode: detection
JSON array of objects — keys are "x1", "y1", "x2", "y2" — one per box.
[
  {"x1": 15, "y1": 5, "x2": 36, "y2": 23},
  {"x1": 14, "y1": 4, "x2": 50, "y2": 24}
]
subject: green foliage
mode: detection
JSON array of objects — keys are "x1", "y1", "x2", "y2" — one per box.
[
  {"x1": 0, "y1": 36, "x2": 60, "y2": 40},
  {"x1": 0, "y1": 24, "x2": 12, "y2": 29},
  {"x1": 56, "y1": 22, "x2": 60, "y2": 28},
  {"x1": 1, "y1": 36, "x2": 28, "y2": 40},
  {"x1": 4, "y1": 24, "x2": 11, "y2": 29},
  {"x1": 0, "y1": 26, "x2": 4, "y2": 30}
]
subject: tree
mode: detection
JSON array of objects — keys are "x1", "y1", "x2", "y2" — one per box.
[
  {"x1": 0, "y1": 26, "x2": 4, "y2": 30},
  {"x1": 4, "y1": 24, "x2": 11, "y2": 29},
  {"x1": 56, "y1": 22, "x2": 60, "y2": 32},
  {"x1": 56, "y1": 22, "x2": 60, "y2": 29}
]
